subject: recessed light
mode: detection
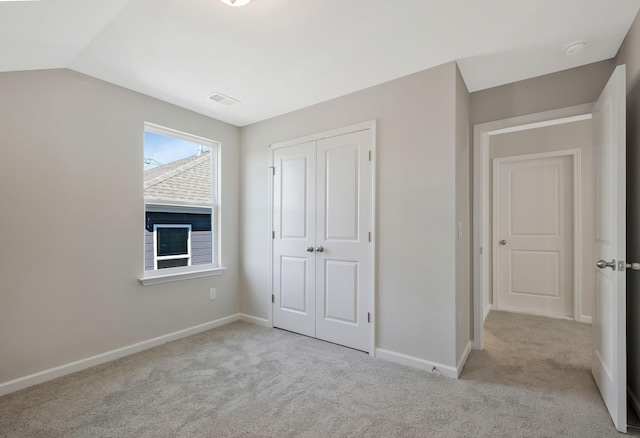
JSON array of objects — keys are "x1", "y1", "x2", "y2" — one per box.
[
  {"x1": 219, "y1": 0, "x2": 251, "y2": 6},
  {"x1": 563, "y1": 41, "x2": 587, "y2": 56}
]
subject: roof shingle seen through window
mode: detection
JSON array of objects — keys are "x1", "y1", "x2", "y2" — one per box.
[{"x1": 143, "y1": 151, "x2": 211, "y2": 204}]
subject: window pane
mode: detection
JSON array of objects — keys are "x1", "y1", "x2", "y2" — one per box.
[
  {"x1": 143, "y1": 125, "x2": 217, "y2": 273},
  {"x1": 157, "y1": 227, "x2": 189, "y2": 256},
  {"x1": 158, "y1": 258, "x2": 189, "y2": 269},
  {"x1": 144, "y1": 132, "x2": 212, "y2": 204}
]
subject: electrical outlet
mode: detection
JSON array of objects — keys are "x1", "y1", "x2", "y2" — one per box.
[{"x1": 209, "y1": 288, "x2": 217, "y2": 300}]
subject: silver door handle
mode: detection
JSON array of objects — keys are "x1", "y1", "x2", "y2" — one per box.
[
  {"x1": 316, "y1": 246, "x2": 324, "y2": 252},
  {"x1": 499, "y1": 240, "x2": 507, "y2": 245},
  {"x1": 306, "y1": 246, "x2": 314, "y2": 252},
  {"x1": 596, "y1": 259, "x2": 616, "y2": 270},
  {"x1": 627, "y1": 262, "x2": 640, "y2": 271}
]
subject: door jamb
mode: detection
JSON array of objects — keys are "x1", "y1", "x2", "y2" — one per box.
[
  {"x1": 473, "y1": 104, "x2": 593, "y2": 350},
  {"x1": 492, "y1": 149, "x2": 582, "y2": 321},
  {"x1": 268, "y1": 120, "x2": 377, "y2": 356}
]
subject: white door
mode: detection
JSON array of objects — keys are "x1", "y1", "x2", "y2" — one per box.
[
  {"x1": 592, "y1": 64, "x2": 626, "y2": 433},
  {"x1": 272, "y1": 128, "x2": 373, "y2": 352},
  {"x1": 494, "y1": 154, "x2": 573, "y2": 318},
  {"x1": 315, "y1": 130, "x2": 372, "y2": 351},
  {"x1": 272, "y1": 141, "x2": 316, "y2": 337}
]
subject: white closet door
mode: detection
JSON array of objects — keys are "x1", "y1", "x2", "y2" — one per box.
[
  {"x1": 272, "y1": 141, "x2": 316, "y2": 337},
  {"x1": 315, "y1": 130, "x2": 372, "y2": 351}
]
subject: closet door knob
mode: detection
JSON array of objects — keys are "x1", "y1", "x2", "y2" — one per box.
[
  {"x1": 306, "y1": 246, "x2": 315, "y2": 252},
  {"x1": 316, "y1": 246, "x2": 324, "y2": 252}
]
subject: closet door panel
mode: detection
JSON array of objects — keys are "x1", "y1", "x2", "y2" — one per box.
[
  {"x1": 272, "y1": 141, "x2": 316, "y2": 337},
  {"x1": 315, "y1": 130, "x2": 372, "y2": 351}
]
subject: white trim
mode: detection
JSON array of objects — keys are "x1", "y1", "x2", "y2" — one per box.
[
  {"x1": 153, "y1": 224, "x2": 192, "y2": 269},
  {"x1": 268, "y1": 120, "x2": 377, "y2": 356},
  {"x1": 267, "y1": 145, "x2": 274, "y2": 328},
  {"x1": 145, "y1": 203, "x2": 212, "y2": 214},
  {"x1": 491, "y1": 149, "x2": 583, "y2": 322},
  {"x1": 139, "y1": 266, "x2": 226, "y2": 285},
  {"x1": 456, "y1": 341, "x2": 472, "y2": 377},
  {"x1": 142, "y1": 122, "x2": 222, "y2": 281},
  {"x1": 238, "y1": 313, "x2": 271, "y2": 327},
  {"x1": 214, "y1": 141, "x2": 222, "y2": 268},
  {"x1": 269, "y1": 120, "x2": 376, "y2": 150},
  {"x1": 472, "y1": 103, "x2": 593, "y2": 350},
  {"x1": 369, "y1": 122, "x2": 377, "y2": 357},
  {"x1": 580, "y1": 315, "x2": 592, "y2": 324},
  {"x1": 375, "y1": 348, "x2": 458, "y2": 379},
  {"x1": 0, "y1": 313, "x2": 241, "y2": 397},
  {"x1": 144, "y1": 123, "x2": 220, "y2": 149},
  {"x1": 488, "y1": 114, "x2": 592, "y2": 136}
]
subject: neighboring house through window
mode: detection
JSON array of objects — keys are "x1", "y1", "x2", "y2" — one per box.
[{"x1": 143, "y1": 124, "x2": 219, "y2": 275}]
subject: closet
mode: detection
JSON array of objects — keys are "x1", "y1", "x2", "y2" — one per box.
[{"x1": 270, "y1": 123, "x2": 375, "y2": 352}]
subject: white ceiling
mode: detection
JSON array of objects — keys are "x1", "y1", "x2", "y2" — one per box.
[{"x1": 1, "y1": 0, "x2": 639, "y2": 127}]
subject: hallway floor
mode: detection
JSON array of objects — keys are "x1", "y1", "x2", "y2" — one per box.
[{"x1": 461, "y1": 310, "x2": 639, "y2": 435}]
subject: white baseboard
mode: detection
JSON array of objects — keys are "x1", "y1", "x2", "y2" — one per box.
[
  {"x1": 629, "y1": 386, "x2": 640, "y2": 421},
  {"x1": 375, "y1": 348, "x2": 458, "y2": 379},
  {"x1": 0, "y1": 313, "x2": 249, "y2": 397},
  {"x1": 579, "y1": 315, "x2": 592, "y2": 324},
  {"x1": 456, "y1": 341, "x2": 472, "y2": 377},
  {"x1": 238, "y1": 313, "x2": 270, "y2": 327}
]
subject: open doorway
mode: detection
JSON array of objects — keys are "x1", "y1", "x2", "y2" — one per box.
[
  {"x1": 472, "y1": 104, "x2": 595, "y2": 350},
  {"x1": 464, "y1": 114, "x2": 597, "y2": 420},
  {"x1": 471, "y1": 65, "x2": 628, "y2": 433},
  {"x1": 487, "y1": 120, "x2": 592, "y2": 322}
]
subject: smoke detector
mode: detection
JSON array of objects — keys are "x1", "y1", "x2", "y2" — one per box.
[
  {"x1": 563, "y1": 41, "x2": 587, "y2": 56},
  {"x1": 208, "y1": 92, "x2": 240, "y2": 106}
]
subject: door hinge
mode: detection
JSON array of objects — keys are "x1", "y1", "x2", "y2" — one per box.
[
  {"x1": 272, "y1": 294, "x2": 275, "y2": 303},
  {"x1": 368, "y1": 151, "x2": 372, "y2": 162},
  {"x1": 272, "y1": 231, "x2": 275, "y2": 239},
  {"x1": 367, "y1": 312, "x2": 371, "y2": 323},
  {"x1": 368, "y1": 231, "x2": 371, "y2": 242}
]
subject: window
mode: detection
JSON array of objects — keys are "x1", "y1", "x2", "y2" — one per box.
[
  {"x1": 142, "y1": 123, "x2": 221, "y2": 283},
  {"x1": 154, "y1": 224, "x2": 191, "y2": 269}
]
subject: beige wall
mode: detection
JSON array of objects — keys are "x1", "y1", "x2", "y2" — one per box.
[
  {"x1": 488, "y1": 119, "x2": 594, "y2": 320},
  {"x1": 240, "y1": 62, "x2": 467, "y2": 368},
  {"x1": 0, "y1": 69, "x2": 241, "y2": 384},
  {"x1": 455, "y1": 65, "x2": 472, "y2": 364},
  {"x1": 616, "y1": 9, "x2": 640, "y2": 409},
  {"x1": 470, "y1": 59, "x2": 616, "y2": 127}
]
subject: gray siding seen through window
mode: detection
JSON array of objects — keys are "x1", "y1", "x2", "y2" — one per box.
[{"x1": 145, "y1": 229, "x2": 212, "y2": 271}]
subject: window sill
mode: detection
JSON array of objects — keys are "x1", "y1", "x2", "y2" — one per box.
[{"x1": 139, "y1": 266, "x2": 226, "y2": 286}]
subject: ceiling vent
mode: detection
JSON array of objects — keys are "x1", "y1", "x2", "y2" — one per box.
[{"x1": 208, "y1": 92, "x2": 240, "y2": 106}]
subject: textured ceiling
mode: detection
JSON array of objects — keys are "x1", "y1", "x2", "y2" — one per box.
[{"x1": 1, "y1": 0, "x2": 638, "y2": 126}]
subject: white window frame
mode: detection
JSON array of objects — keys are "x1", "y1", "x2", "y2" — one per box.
[
  {"x1": 153, "y1": 224, "x2": 192, "y2": 269},
  {"x1": 140, "y1": 123, "x2": 225, "y2": 285}
]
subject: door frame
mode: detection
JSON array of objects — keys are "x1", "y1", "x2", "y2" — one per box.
[
  {"x1": 473, "y1": 104, "x2": 593, "y2": 349},
  {"x1": 492, "y1": 149, "x2": 582, "y2": 320},
  {"x1": 267, "y1": 120, "x2": 377, "y2": 355}
]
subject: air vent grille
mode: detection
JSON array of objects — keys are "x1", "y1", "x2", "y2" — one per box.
[{"x1": 208, "y1": 92, "x2": 240, "y2": 106}]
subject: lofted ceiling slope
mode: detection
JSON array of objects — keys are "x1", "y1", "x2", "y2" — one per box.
[{"x1": 1, "y1": 0, "x2": 639, "y2": 126}]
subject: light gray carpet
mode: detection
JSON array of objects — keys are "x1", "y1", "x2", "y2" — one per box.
[{"x1": 0, "y1": 311, "x2": 632, "y2": 437}]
